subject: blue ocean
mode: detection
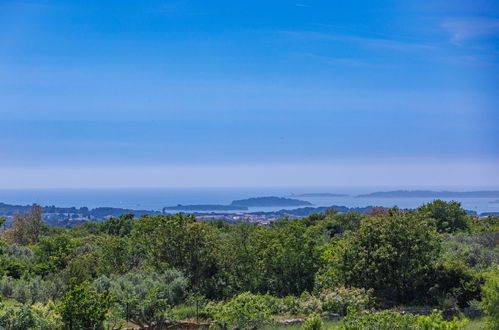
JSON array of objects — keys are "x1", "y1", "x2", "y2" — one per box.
[{"x1": 0, "y1": 187, "x2": 498, "y2": 214}]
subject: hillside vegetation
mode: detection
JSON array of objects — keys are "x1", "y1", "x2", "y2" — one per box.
[{"x1": 0, "y1": 200, "x2": 497, "y2": 329}]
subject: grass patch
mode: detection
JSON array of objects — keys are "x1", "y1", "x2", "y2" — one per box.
[{"x1": 464, "y1": 317, "x2": 487, "y2": 330}]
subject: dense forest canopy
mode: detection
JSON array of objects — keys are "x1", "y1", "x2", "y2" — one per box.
[{"x1": 0, "y1": 200, "x2": 497, "y2": 329}]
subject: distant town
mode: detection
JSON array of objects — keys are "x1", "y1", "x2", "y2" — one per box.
[{"x1": 2, "y1": 190, "x2": 498, "y2": 228}]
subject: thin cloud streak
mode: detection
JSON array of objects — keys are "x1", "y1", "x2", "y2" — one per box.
[
  {"x1": 278, "y1": 30, "x2": 435, "y2": 52},
  {"x1": 442, "y1": 17, "x2": 499, "y2": 46}
]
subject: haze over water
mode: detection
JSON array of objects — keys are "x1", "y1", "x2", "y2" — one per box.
[{"x1": 1, "y1": 187, "x2": 498, "y2": 214}]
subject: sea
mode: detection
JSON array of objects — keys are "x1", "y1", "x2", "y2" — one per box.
[{"x1": 0, "y1": 187, "x2": 498, "y2": 215}]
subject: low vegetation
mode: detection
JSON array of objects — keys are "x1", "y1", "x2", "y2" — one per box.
[{"x1": 0, "y1": 201, "x2": 496, "y2": 329}]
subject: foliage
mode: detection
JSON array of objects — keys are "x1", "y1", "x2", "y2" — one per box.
[
  {"x1": 469, "y1": 215, "x2": 499, "y2": 232},
  {"x1": 33, "y1": 234, "x2": 76, "y2": 273},
  {"x1": 92, "y1": 269, "x2": 187, "y2": 327},
  {"x1": 216, "y1": 219, "x2": 324, "y2": 297},
  {"x1": 97, "y1": 213, "x2": 134, "y2": 237},
  {"x1": 301, "y1": 314, "x2": 324, "y2": 330},
  {"x1": 417, "y1": 200, "x2": 469, "y2": 233},
  {"x1": 480, "y1": 267, "x2": 499, "y2": 330},
  {"x1": 341, "y1": 310, "x2": 468, "y2": 330},
  {"x1": 318, "y1": 287, "x2": 372, "y2": 315},
  {"x1": 0, "y1": 303, "x2": 36, "y2": 330},
  {"x1": 57, "y1": 280, "x2": 113, "y2": 330},
  {"x1": 205, "y1": 292, "x2": 274, "y2": 329},
  {"x1": 320, "y1": 210, "x2": 440, "y2": 303},
  {"x1": 0, "y1": 300, "x2": 63, "y2": 330},
  {"x1": 3, "y1": 205, "x2": 45, "y2": 245},
  {"x1": 131, "y1": 214, "x2": 219, "y2": 296},
  {"x1": 296, "y1": 288, "x2": 372, "y2": 316},
  {"x1": 0, "y1": 275, "x2": 65, "y2": 304},
  {"x1": 428, "y1": 259, "x2": 483, "y2": 308},
  {"x1": 0, "y1": 205, "x2": 495, "y2": 327},
  {"x1": 441, "y1": 232, "x2": 498, "y2": 271}
]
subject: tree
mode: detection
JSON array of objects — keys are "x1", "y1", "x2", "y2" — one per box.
[
  {"x1": 131, "y1": 214, "x2": 219, "y2": 296},
  {"x1": 320, "y1": 210, "x2": 441, "y2": 303},
  {"x1": 93, "y1": 235, "x2": 133, "y2": 276},
  {"x1": 34, "y1": 234, "x2": 75, "y2": 273},
  {"x1": 481, "y1": 266, "x2": 499, "y2": 330},
  {"x1": 253, "y1": 219, "x2": 323, "y2": 296},
  {"x1": 92, "y1": 270, "x2": 187, "y2": 328},
  {"x1": 4, "y1": 205, "x2": 44, "y2": 245},
  {"x1": 57, "y1": 280, "x2": 113, "y2": 330},
  {"x1": 97, "y1": 213, "x2": 134, "y2": 237},
  {"x1": 417, "y1": 200, "x2": 469, "y2": 233}
]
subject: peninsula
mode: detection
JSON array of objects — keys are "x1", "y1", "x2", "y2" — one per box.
[
  {"x1": 230, "y1": 196, "x2": 313, "y2": 207},
  {"x1": 357, "y1": 190, "x2": 499, "y2": 198}
]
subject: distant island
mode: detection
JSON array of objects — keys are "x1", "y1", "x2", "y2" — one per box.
[
  {"x1": 357, "y1": 190, "x2": 499, "y2": 198},
  {"x1": 163, "y1": 204, "x2": 248, "y2": 211},
  {"x1": 230, "y1": 196, "x2": 313, "y2": 207},
  {"x1": 293, "y1": 193, "x2": 349, "y2": 197},
  {"x1": 162, "y1": 196, "x2": 312, "y2": 212}
]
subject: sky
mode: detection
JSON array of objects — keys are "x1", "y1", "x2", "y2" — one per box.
[{"x1": 0, "y1": 0, "x2": 498, "y2": 188}]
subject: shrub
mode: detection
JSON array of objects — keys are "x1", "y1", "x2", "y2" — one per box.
[
  {"x1": 31, "y1": 300, "x2": 64, "y2": 330},
  {"x1": 0, "y1": 303, "x2": 36, "y2": 330},
  {"x1": 301, "y1": 314, "x2": 324, "y2": 330},
  {"x1": 206, "y1": 292, "x2": 273, "y2": 329},
  {"x1": 0, "y1": 275, "x2": 65, "y2": 304},
  {"x1": 57, "y1": 280, "x2": 113, "y2": 330},
  {"x1": 0, "y1": 300, "x2": 63, "y2": 330},
  {"x1": 318, "y1": 287, "x2": 372, "y2": 315},
  {"x1": 320, "y1": 211, "x2": 440, "y2": 304},
  {"x1": 417, "y1": 200, "x2": 469, "y2": 233},
  {"x1": 341, "y1": 310, "x2": 468, "y2": 329},
  {"x1": 92, "y1": 269, "x2": 187, "y2": 327},
  {"x1": 481, "y1": 267, "x2": 499, "y2": 330}
]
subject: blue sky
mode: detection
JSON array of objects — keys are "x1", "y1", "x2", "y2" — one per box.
[{"x1": 0, "y1": 0, "x2": 498, "y2": 188}]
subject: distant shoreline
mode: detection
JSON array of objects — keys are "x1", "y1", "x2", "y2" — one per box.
[{"x1": 356, "y1": 190, "x2": 499, "y2": 198}]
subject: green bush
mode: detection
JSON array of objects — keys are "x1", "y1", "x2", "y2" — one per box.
[
  {"x1": 92, "y1": 269, "x2": 187, "y2": 327},
  {"x1": 320, "y1": 211, "x2": 440, "y2": 304},
  {"x1": 301, "y1": 314, "x2": 324, "y2": 330},
  {"x1": 341, "y1": 310, "x2": 468, "y2": 329},
  {"x1": 318, "y1": 287, "x2": 372, "y2": 315},
  {"x1": 206, "y1": 292, "x2": 273, "y2": 329},
  {"x1": 0, "y1": 301, "x2": 63, "y2": 330},
  {"x1": 481, "y1": 267, "x2": 499, "y2": 330},
  {"x1": 0, "y1": 275, "x2": 65, "y2": 304},
  {"x1": 57, "y1": 280, "x2": 113, "y2": 330}
]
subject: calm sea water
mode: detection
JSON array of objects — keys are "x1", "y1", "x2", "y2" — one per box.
[{"x1": 0, "y1": 187, "x2": 498, "y2": 214}]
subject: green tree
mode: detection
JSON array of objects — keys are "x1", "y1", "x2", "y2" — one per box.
[
  {"x1": 57, "y1": 280, "x2": 113, "y2": 330},
  {"x1": 417, "y1": 200, "x2": 469, "y2": 233},
  {"x1": 320, "y1": 210, "x2": 440, "y2": 303},
  {"x1": 97, "y1": 213, "x2": 134, "y2": 237},
  {"x1": 213, "y1": 222, "x2": 261, "y2": 297},
  {"x1": 253, "y1": 219, "x2": 323, "y2": 296},
  {"x1": 92, "y1": 270, "x2": 187, "y2": 328},
  {"x1": 94, "y1": 235, "x2": 133, "y2": 276},
  {"x1": 481, "y1": 266, "x2": 499, "y2": 330},
  {"x1": 131, "y1": 214, "x2": 219, "y2": 296},
  {"x1": 34, "y1": 234, "x2": 76, "y2": 273}
]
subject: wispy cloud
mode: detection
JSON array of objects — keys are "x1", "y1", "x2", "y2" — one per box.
[
  {"x1": 302, "y1": 53, "x2": 393, "y2": 68},
  {"x1": 442, "y1": 17, "x2": 499, "y2": 46},
  {"x1": 279, "y1": 30, "x2": 434, "y2": 52}
]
